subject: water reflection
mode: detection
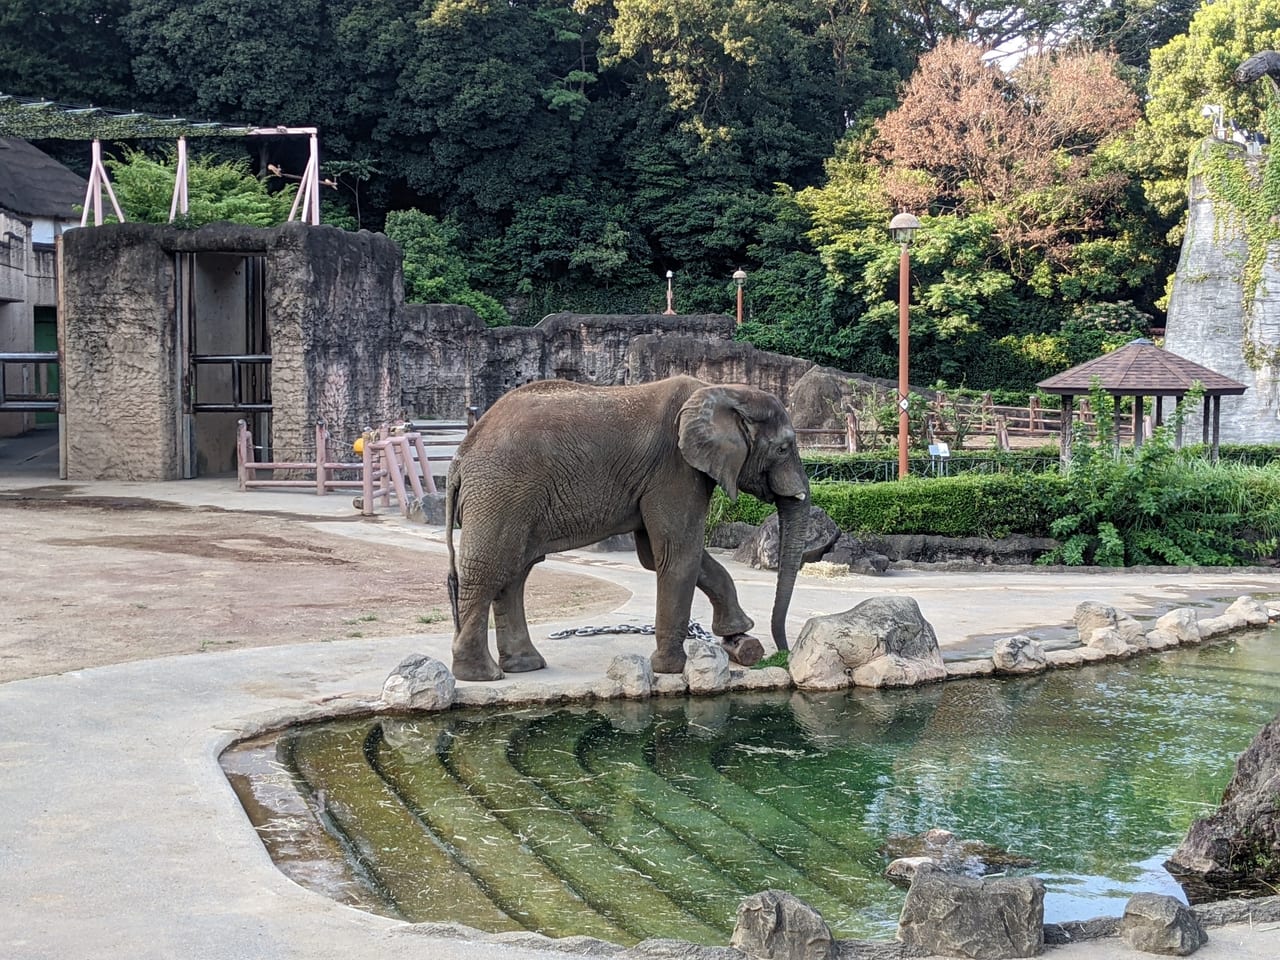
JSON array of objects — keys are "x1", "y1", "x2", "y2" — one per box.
[{"x1": 233, "y1": 626, "x2": 1280, "y2": 944}]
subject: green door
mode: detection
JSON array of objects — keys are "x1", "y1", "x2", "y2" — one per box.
[{"x1": 33, "y1": 308, "x2": 58, "y2": 425}]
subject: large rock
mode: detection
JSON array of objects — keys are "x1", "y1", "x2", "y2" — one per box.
[
  {"x1": 683, "y1": 637, "x2": 730, "y2": 695},
  {"x1": 730, "y1": 889, "x2": 834, "y2": 960},
  {"x1": 733, "y1": 507, "x2": 839, "y2": 571},
  {"x1": 1119, "y1": 894, "x2": 1207, "y2": 956},
  {"x1": 898, "y1": 867, "x2": 1045, "y2": 959},
  {"x1": 607, "y1": 654, "x2": 654, "y2": 699},
  {"x1": 819, "y1": 533, "x2": 891, "y2": 575},
  {"x1": 789, "y1": 596, "x2": 945, "y2": 691},
  {"x1": 1225, "y1": 596, "x2": 1272, "y2": 627},
  {"x1": 992, "y1": 635, "x2": 1047, "y2": 675},
  {"x1": 1075, "y1": 601, "x2": 1145, "y2": 649},
  {"x1": 1166, "y1": 711, "x2": 1280, "y2": 898},
  {"x1": 381, "y1": 654, "x2": 456, "y2": 710}
]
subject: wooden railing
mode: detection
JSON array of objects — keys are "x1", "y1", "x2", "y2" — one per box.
[
  {"x1": 236, "y1": 420, "x2": 469, "y2": 517},
  {"x1": 798, "y1": 392, "x2": 1133, "y2": 453}
]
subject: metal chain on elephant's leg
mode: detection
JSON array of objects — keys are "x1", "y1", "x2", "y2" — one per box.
[{"x1": 546, "y1": 622, "x2": 716, "y2": 642}]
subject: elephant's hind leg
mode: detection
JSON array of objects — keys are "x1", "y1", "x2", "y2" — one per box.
[
  {"x1": 493, "y1": 560, "x2": 547, "y2": 673},
  {"x1": 451, "y1": 577, "x2": 504, "y2": 681}
]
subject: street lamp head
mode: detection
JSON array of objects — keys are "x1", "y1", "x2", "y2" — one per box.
[
  {"x1": 733, "y1": 268, "x2": 747, "y2": 287},
  {"x1": 666, "y1": 270, "x2": 674, "y2": 279},
  {"x1": 889, "y1": 212, "x2": 921, "y2": 244}
]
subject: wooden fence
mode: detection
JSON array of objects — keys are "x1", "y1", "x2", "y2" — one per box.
[
  {"x1": 798, "y1": 392, "x2": 1134, "y2": 452},
  {"x1": 236, "y1": 420, "x2": 469, "y2": 517}
]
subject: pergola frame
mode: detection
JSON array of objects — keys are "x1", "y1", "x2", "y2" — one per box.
[{"x1": 0, "y1": 94, "x2": 321, "y2": 226}]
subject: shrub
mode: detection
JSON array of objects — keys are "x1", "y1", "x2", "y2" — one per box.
[
  {"x1": 707, "y1": 473, "x2": 1065, "y2": 540},
  {"x1": 1042, "y1": 385, "x2": 1280, "y2": 566}
]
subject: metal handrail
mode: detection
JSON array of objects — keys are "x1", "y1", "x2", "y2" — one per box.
[
  {"x1": 0, "y1": 351, "x2": 59, "y2": 411},
  {"x1": 190, "y1": 353, "x2": 271, "y2": 413}
]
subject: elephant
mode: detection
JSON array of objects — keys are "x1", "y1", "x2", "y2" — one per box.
[{"x1": 443, "y1": 375, "x2": 811, "y2": 682}]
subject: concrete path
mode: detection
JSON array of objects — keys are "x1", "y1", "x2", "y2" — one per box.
[{"x1": 2, "y1": 476, "x2": 1279, "y2": 959}]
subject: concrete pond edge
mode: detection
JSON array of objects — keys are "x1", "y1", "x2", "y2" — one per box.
[{"x1": 214, "y1": 593, "x2": 1280, "y2": 958}]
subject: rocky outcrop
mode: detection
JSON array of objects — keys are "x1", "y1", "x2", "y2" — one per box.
[
  {"x1": 1164, "y1": 139, "x2": 1280, "y2": 445},
  {"x1": 1075, "y1": 601, "x2": 1147, "y2": 655},
  {"x1": 1119, "y1": 894, "x2": 1207, "y2": 956},
  {"x1": 898, "y1": 867, "x2": 1045, "y2": 959},
  {"x1": 788, "y1": 596, "x2": 945, "y2": 691},
  {"x1": 1166, "y1": 711, "x2": 1280, "y2": 899}
]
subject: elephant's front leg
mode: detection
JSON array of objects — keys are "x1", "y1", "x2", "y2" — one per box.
[
  {"x1": 640, "y1": 529, "x2": 704, "y2": 674},
  {"x1": 697, "y1": 551, "x2": 755, "y2": 638},
  {"x1": 493, "y1": 559, "x2": 547, "y2": 673}
]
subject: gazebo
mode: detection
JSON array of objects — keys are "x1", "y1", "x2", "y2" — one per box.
[{"x1": 1037, "y1": 338, "x2": 1247, "y2": 462}]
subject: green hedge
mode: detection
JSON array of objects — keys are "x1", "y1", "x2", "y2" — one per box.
[
  {"x1": 802, "y1": 447, "x2": 1062, "y2": 482},
  {"x1": 710, "y1": 472, "x2": 1067, "y2": 540}
]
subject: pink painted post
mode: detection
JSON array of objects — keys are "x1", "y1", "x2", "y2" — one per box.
[
  {"x1": 380, "y1": 441, "x2": 410, "y2": 514},
  {"x1": 315, "y1": 422, "x2": 328, "y2": 496},
  {"x1": 308, "y1": 133, "x2": 321, "y2": 226},
  {"x1": 168, "y1": 137, "x2": 189, "y2": 222},
  {"x1": 237, "y1": 419, "x2": 252, "y2": 490},
  {"x1": 411, "y1": 433, "x2": 437, "y2": 495},
  {"x1": 361, "y1": 435, "x2": 375, "y2": 517},
  {"x1": 391, "y1": 436, "x2": 424, "y2": 502}
]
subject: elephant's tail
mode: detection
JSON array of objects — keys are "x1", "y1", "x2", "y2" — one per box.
[{"x1": 445, "y1": 464, "x2": 461, "y2": 630}]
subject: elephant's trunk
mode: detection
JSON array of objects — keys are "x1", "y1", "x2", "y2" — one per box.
[{"x1": 770, "y1": 493, "x2": 809, "y2": 651}]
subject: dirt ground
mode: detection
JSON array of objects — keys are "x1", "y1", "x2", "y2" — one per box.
[{"x1": 0, "y1": 490, "x2": 629, "y2": 683}]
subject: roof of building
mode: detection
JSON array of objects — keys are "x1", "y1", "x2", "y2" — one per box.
[
  {"x1": 1037, "y1": 338, "x2": 1247, "y2": 396},
  {"x1": 0, "y1": 137, "x2": 87, "y2": 219}
]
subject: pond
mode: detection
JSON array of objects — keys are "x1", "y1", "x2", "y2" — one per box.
[{"x1": 224, "y1": 625, "x2": 1280, "y2": 945}]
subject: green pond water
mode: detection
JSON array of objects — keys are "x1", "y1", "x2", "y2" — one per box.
[{"x1": 246, "y1": 625, "x2": 1280, "y2": 945}]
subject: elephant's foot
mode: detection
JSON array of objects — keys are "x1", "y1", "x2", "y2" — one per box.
[
  {"x1": 721, "y1": 633, "x2": 765, "y2": 667},
  {"x1": 650, "y1": 647, "x2": 687, "y2": 674},
  {"x1": 499, "y1": 651, "x2": 547, "y2": 673},
  {"x1": 452, "y1": 656, "x2": 504, "y2": 682}
]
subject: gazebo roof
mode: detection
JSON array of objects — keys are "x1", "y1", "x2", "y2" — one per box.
[{"x1": 1037, "y1": 339, "x2": 1247, "y2": 397}]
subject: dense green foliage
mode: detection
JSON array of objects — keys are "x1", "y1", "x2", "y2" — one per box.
[
  {"x1": 1044, "y1": 387, "x2": 1280, "y2": 565},
  {"x1": 712, "y1": 437, "x2": 1280, "y2": 565},
  {"x1": 104, "y1": 149, "x2": 295, "y2": 226},
  {"x1": 0, "y1": 0, "x2": 1268, "y2": 390}
]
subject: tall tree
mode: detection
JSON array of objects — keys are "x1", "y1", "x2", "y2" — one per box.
[
  {"x1": 0, "y1": 1, "x2": 131, "y2": 105},
  {"x1": 1134, "y1": 0, "x2": 1280, "y2": 218}
]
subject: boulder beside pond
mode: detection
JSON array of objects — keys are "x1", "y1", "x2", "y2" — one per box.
[
  {"x1": 789, "y1": 596, "x2": 945, "y2": 691},
  {"x1": 898, "y1": 866, "x2": 1045, "y2": 959}
]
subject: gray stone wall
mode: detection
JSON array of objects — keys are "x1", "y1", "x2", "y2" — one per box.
[
  {"x1": 399, "y1": 309, "x2": 736, "y2": 418},
  {"x1": 266, "y1": 224, "x2": 404, "y2": 460},
  {"x1": 61, "y1": 225, "x2": 181, "y2": 480},
  {"x1": 1165, "y1": 141, "x2": 1280, "y2": 444}
]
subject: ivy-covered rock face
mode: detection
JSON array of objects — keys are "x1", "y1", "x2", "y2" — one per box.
[{"x1": 1165, "y1": 103, "x2": 1280, "y2": 446}]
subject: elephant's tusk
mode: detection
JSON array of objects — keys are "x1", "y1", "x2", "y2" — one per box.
[{"x1": 795, "y1": 493, "x2": 806, "y2": 501}]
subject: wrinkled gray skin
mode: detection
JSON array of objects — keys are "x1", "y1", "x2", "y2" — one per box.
[{"x1": 444, "y1": 375, "x2": 810, "y2": 681}]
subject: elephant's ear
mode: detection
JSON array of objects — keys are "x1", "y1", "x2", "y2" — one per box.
[{"x1": 677, "y1": 387, "x2": 749, "y2": 501}]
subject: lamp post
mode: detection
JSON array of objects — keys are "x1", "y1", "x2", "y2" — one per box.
[
  {"x1": 733, "y1": 268, "x2": 747, "y2": 324},
  {"x1": 663, "y1": 270, "x2": 676, "y2": 315},
  {"x1": 889, "y1": 212, "x2": 921, "y2": 481}
]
